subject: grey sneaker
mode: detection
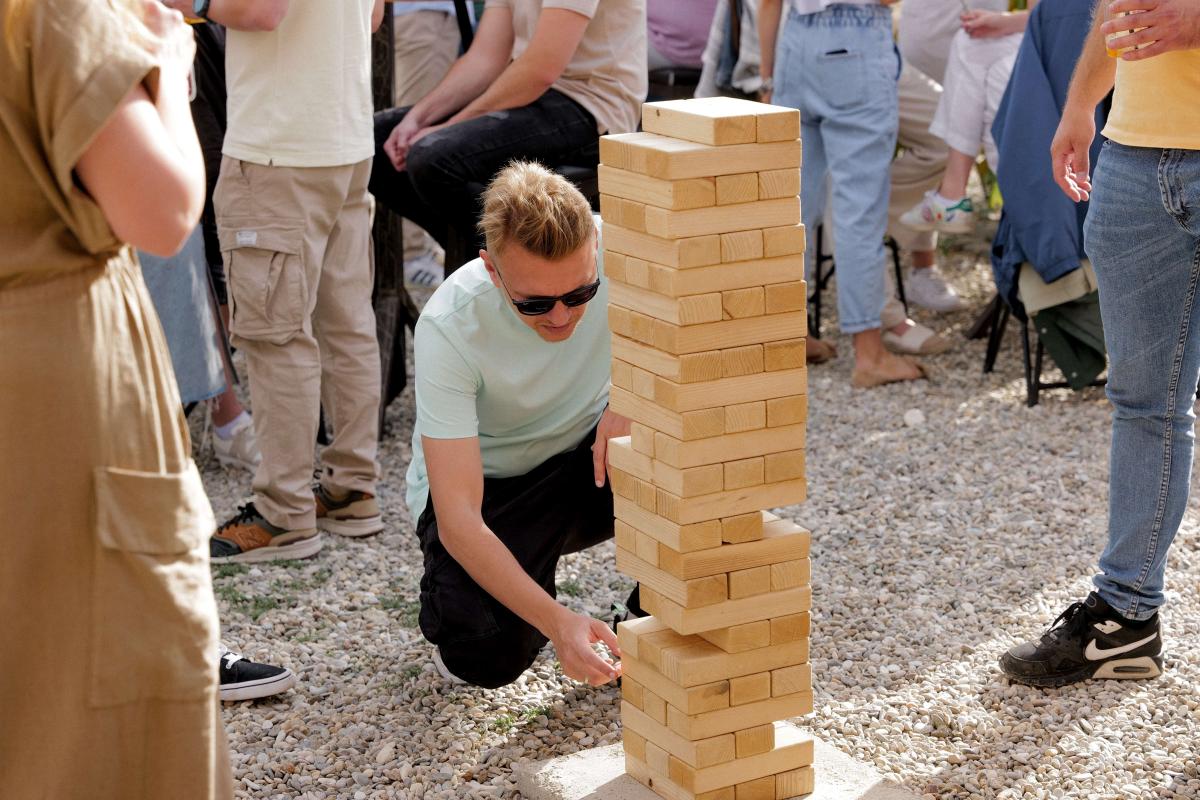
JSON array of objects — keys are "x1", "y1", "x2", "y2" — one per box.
[
  {"x1": 212, "y1": 413, "x2": 261, "y2": 474},
  {"x1": 899, "y1": 190, "x2": 976, "y2": 234},
  {"x1": 906, "y1": 266, "x2": 967, "y2": 313}
]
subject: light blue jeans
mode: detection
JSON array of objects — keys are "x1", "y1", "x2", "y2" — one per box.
[
  {"x1": 773, "y1": 3, "x2": 899, "y2": 334},
  {"x1": 1085, "y1": 142, "x2": 1200, "y2": 620}
]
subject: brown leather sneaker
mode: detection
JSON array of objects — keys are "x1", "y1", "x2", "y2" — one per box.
[
  {"x1": 314, "y1": 485, "x2": 384, "y2": 537},
  {"x1": 210, "y1": 502, "x2": 322, "y2": 564}
]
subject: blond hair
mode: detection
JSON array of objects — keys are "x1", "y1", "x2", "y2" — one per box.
[{"x1": 478, "y1": 161, "x2": 595, "y2": 259}]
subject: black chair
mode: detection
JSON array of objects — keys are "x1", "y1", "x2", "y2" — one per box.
[{"x1": 806, "y1": 223, "x2": 907, "y2": 339}]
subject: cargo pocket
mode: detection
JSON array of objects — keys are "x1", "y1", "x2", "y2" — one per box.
[
  {"x1": 219, "y1": 218, "x2": 309, "y2": 346},
  {"x1": 88, "y1": 462, "x2": 219, "y2": 708}
]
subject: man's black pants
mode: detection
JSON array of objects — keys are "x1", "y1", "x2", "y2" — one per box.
[
  {"x1": 369, "y1": 89, "x2": 599, "y2": 266},
  {"x1": 416, "y1": 427, "x2": 635, "y2": 689}
]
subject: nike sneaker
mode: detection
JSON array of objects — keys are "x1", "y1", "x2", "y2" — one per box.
[{"x1": 1000, "y1": 593, "x2": 1163, "y2": 688}]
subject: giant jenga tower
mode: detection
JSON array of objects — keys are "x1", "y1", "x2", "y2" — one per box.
[{"x1": 600, "y1": 98, "x2": 814, "y2": 800}]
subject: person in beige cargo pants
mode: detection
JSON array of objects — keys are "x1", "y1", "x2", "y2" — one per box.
[{"x1": 186, "y1": 0, "x2": 389, "y2": 562}]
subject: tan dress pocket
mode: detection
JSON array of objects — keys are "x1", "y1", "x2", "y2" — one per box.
[
  {"x1": 219, "y1": 218, "x2": 308, "y2": 345},
  {"x1": 88, "y1": 462, "x2": 219, "y2": 708}
]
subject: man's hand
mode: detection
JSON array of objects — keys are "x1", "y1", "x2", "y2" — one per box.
[
  {"x1": 549, "y1": 608, "x2": 622, "y2": 685},
  {"x1": 1102, "y1": 0, "x2": 1200, "y2": 60},
  {"x1": 408, "y1": 122, "x2": 449, "y2": 149},
  {"x1": 960, "y1": 9, "x2": 1023, "y2": 37},
  {"x1": 382, "y1": 114, "x2": 425, "y2": 171},
  {"x1": 1050, "y1": 105, "x2": 1097, "y2": 202},
  {"x1": 144, "y1": 0, "x2": 196, "y2": 68},
  {"x1": 591, "y1": 406, "x2": 631, "y2": 488}
]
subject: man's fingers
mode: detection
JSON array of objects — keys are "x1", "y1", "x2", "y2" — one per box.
[
  {"x1": 591, "y1": 617, "x2": 622, "y2": 659},
  {"x1": 592, "y1": 434, "x2": 607, "y2": 488},
  {"x1": 1107, "y1": 25, "x2": 1162, "y2": 51},
  {"x1": 1107, "y1": 0, "x2": 1160, "y2": 15},
  {"x1": 1119, "y1": 38, "x2": 1169, "y2": 59}
]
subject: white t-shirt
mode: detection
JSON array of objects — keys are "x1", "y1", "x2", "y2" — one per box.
[
  {"x1": 406, "y1": 241, "x2": 611, "y2": 522},
  {"x1": 224, "y1": 1, "x2": 375, "y2": 167},
  {"x1": 788, "y1": 0, "x2": 875, "y2": 18},
  {"x1": 483, "y1": 0, "x2": 647, "y2": 134}
]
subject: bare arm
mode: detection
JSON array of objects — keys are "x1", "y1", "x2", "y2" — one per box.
[
  {"x1": 1049, "y1": 2, "x2": 1115, "y2": 201},
  {"x1": 75, "y1": 5, "x2": 204, "y2": 256},
  {"x1": 424, "y1": 435, "x2": 621, "y2": 685},
  {"x1": 372, "y1": 0, "x2": 385, "y2": 32},
  {"x1": 758, "y1": 0, "x2": 784, "y2": 100},
  {"x1": 162, "y1": 0, "x2": 290, "y2": 31}
]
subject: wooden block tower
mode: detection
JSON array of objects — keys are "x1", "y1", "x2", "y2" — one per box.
[{"x1": 601, "y1": 97, "x2": 814, "y2": 800}]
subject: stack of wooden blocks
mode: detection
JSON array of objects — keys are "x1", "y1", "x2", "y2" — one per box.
[{"x1": 600, "y1": 97, "x2": 814, "y2": 800}]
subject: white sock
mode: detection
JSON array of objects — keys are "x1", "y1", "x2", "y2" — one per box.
[
  {"x1": 215, "y1": 410, "x2": 250, "y2": 440},
  {"x1": 934, "y1": 190, "x2": 965, "y2": 207}
]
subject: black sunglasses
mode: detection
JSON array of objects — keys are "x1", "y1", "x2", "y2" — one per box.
[{"x1": 494, "y1": 267, "x2": 601, "y2": 316}]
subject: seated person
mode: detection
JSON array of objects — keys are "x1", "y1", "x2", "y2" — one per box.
[
  {"x1": 900, "y1": 4, "x2": 1036, "y2": 233},
  {"x1": 647, "y1": 0, "x2": 719, "y2": 70},
  {"x1": 370, "y1": 0, "x2": 646, "y2": 275},
  {"x1": 408, "y1": 162, "x2": 633, "y2": 688}
]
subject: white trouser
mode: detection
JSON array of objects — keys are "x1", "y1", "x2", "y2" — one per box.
[{"x1": 930, "y1": 29, "x2": 1022, "y2": 171}]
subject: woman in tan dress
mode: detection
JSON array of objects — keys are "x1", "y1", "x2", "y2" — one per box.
[{"x1": 0, "y1": 0, "x2": 232, "y2": 796}]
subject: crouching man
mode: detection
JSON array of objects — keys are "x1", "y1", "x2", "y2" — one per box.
[{"x1": 408, "y1": 161, "x2": 631, "y2": 688}]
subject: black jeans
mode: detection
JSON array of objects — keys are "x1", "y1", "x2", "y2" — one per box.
[
  {"x1": 369, "y1": 89, "x2": 599, "y2": 266},
  {"x1": 416, "y1": 427, "x2": 628, "y2": 689}
]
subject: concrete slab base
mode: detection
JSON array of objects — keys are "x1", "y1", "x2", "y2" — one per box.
[{"x1": 513, "y1": 737, "x2": 922, "y2": 800}]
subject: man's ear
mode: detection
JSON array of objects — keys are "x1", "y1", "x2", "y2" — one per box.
[{"x1": 480, "y1": 249, "x2": 501, "y2": 289}]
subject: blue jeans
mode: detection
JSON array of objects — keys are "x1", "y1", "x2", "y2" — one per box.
[
  {"x1": 773, "y1": 4, "x2": 899, "y2": 334},
  {"x1": 1084, "y1": 142, "x2": 1200, "y2": 620}
]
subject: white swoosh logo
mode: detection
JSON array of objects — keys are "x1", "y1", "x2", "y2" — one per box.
[{"x1": 1085, "y1": 633, "x2": 1157, "y2": 661}]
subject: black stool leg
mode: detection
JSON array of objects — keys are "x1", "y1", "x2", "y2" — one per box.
[
  {"x1": 983, "y1": 302, "x2": 1009, "y2": 374},
  {"x1": 887, "y1": 237, "x2": 907, "y2": 314}
]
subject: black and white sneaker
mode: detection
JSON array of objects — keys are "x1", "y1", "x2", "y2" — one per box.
[
  {"x1": 1000, "y1": 593, "x2": 1163, "y2": 688},
  {"x1": 219, "y1": 645, "x2": 297, "y2": 702}
]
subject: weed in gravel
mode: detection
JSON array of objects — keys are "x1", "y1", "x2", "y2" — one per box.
[
  {"x1": 557, "y1": 579, "x2": 584, "y2": 597},
  {"x1": 381, "y1": 595, "x2": 421, "y2": 626},
  {"x1": 521, "y1": 705, "x2": 550, "y2": 722},
  {"x1": 213, "y1": 564, "x2": 249, "y2": 580},
  {"x1": 490, "y1": 714, "x2": 515, "y2": 734}
]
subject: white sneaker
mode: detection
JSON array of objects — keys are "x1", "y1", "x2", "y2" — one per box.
[
  {"x1": 899, "y1": 190, "x2": 976, "y2": 234},
  {"x1": 906, "y1": 266, "x2": 967, "y2": 313},
  {"x1": 213, "y1": 413, "x2": 261, "y2": 473},
  {"x1": 431, "y1": 647, "x2": 467, "y2": 685},
  {"x1": 404, "y1": 250, "x2": 444, "y2": 289}
]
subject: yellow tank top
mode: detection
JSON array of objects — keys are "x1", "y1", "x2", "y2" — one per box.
[{"x1": 1103, "y1": 50, "x2": 1200, "y2": 150}]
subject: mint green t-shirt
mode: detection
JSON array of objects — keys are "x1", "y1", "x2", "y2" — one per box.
[{"x1": 405, "y1": 252, "x2": 611, "y2": 523}]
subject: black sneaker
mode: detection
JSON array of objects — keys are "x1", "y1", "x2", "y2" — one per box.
[
  {"x1": 1000, "y1": 593, "x2": 1163, "y2": 688},
  {"x1": 218, "y1": 645, "x2": 297, "y2": 702}
]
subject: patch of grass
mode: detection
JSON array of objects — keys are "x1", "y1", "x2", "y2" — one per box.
[
  {"x1": 275, "y1": 566, "x2": 332, "y2": 593},
  {"x1": 244, "y1": 595, "x2": 280, "y2": 621},
  {"x1": 490, "y1": 714, "x2": 515, "y2": 734},
  {"x1": 401, "y1": 663, "x2": 423, "y2": 680},
  {"x1": 213, "y1": 564, "x2": 249, "y2": 580},
  {"x1": 556, "y1": 579, "x2": 584, "y2": 598},
  {"x1": 214, "y1": 584, "x2": 281, "y2": 621},
  {"x1": 381, "y1": 596, "x2": 421, "y2": 627},
  {"x1": 521, "y1": 704, "x2": 550, "y2": 722}
]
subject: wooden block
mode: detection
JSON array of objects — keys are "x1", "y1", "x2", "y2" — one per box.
[
  {"x1": 652, "y1": 368, "x2": 807, "y2": 413},
  {"x1": 775, "y1": 767, "x2": 815, "y2": 799},
  {"x1": 769, "y1": 612, "x2": 811, "y2": 645},
  {"x1": 698, "y1": 620, "x2": 770, "y2": 653},
  {"x1": 762, "y1": 225, "x2": 805, "y2": 258},
  {"x1": 612, "y1": 358, "x2": 634, "y2": 390},
  {"x1": 724, "y1": 457, "x2": 765, "y2": 491},
  {"x1": 644, "y1": 688, "x2": 669, "y2": 725},
  {"x1": 753, "y1": 105, "x2": 801, "y2": 142},
  {"x1": 626, "y1": 753, "x2": 736, "y2": 800},
  {"x1": 625, "y1": 729, "x2": 648, "y2": 762},
  {"x1": 632, "y1": 422, "x2": 657, "y2": 455},
  {"x1": 724, "y1": 401, "x2": 766, "y2": 434},
  {"x1": 606, "y1": 251, "x2": 628, "y2": 282},
  {"x1": 600, "y1": 131, "x2": 801, "y2": 180},
  {"x1": 601, "y1": 193, "x2": 647, "y2": 232},
  {"x1": 757, "y1": 168, "x2": 800, "y2": 200},
  {"x1": 720, "y1": 345, "x2": 764, "y2": 379},
  {"x1": 766, "y1": 396, "x2": 807, "y2": 428},
  {"x1": 636, "y1": 531, "x2": 662, "y2": 567},
  {"x1": 598, "y1": 164, "x2": 716, "y2": 210},
  {"x1": 763, "y1": 339, "x2": 805, "y2": 372},
  {"x1": 641, "y1": 584, "x2": 812, "y2": 635},
  {"x1": 636, "y1": 475, "x2": 658, "y2": 511},
  {"x1": 721, "y1": 287, "x2": 765, "y2": 319},
  {"x1": 647, "y1": 740, "x2": 671, "y2": 777},
  {"x1": 611, "y1": 282, "x2": 723, "y2": 326},
  {"x1": 716, "y1": 173, "x2": 759, "y2": 206},
  {"x1": 641, "y1": 98, "x2": 760, "y2": 146},
  {"x1": 722, "y1": 512, "x2": 765, "y2": 544},
  {"x1": 668, "y1": 699, "x2": 814, "y2": 750},
  {"x1": 616, "y1": 615, "x2": 673, "y2": 660},
  {"x1": 659, "y1": 515, "x2": 810, "y2": 580},
  {"x1": 771, "y1": 663, "x2": 813, "y2": 698},
  {"x1": 656, "y1": 479, "x2": 806, "y2": 526},
  {"x1": 610, "y1": 386, "x2": 725, "y2": 442},
  {"x1": 720, "y1": 230, "x2": 763, "y2": 263},
  {"x1": 623, "y1": 675, "x2": 646, "y2": 710},
  {"x1": 666, "y1": 724, "x2": 812, "y2": 793},
  {"x1": 653, "y1": 460, "x2": 725, "y2": 499},
  {"x1": 623, "y1": 655, "x2": 731, "y2": 716},
  {"x1": 657, "y1": 636, "x2": 811, "y2": 688},
  {"x1": 617, "y1": 547, "x2": 728, "y2": 609},
  {"x1": 604, "y1": 222, "x2": 721, "y2": 268},
  {"x1": 623, "y1": 702, "x2": 737, "y2": 770},
  {"x1": 654, "y1": 425, "x2": 805, "y2": 469},
  {"x1": 609, "y1": 466, "x2": 638, "y2": 502},
  {"x1": 615, "y1": 496, "x2": 723, "y2": 553},
  {"x1": 654, "y1": 311, "x2": 807, "y2": 355},
  {"x1": 626, "y1": 256, "x2": 652, "y2": 288},
  {"x1": 735, "y1": 724, "x2": 775, "y2": 758},
  {"x1": 728, "y1": 565, "x2": 771, "y2": 599},
  {"x1": 644, "y1": 197, "x2": 799, "y2": 240},
  {"x1": 736, "y1": 776, "x2": 776, "y2": 800},
  {"x1": 610, "y1": 305, "x2": 658, "y2": 345},
  {"x1": 608, "y1": 437, "x2": 653, "y2": 482},
  {"x1": 765, "y1": 282, "x2": 805, "y2": 314},
  {"x1": 612, "y1": 334, "x2": 725, "y2": 384},
  {"x1": 768, "y1": 558, "x2": 810, "y2": 591},
  {"x1": 765, "y1": 450, "x2": 806, "y2": 483},
  {"x1": 649, "y1": 255, "x2": 802, "y2": 298},
  {"x1": 632, "y1": 364, "x2": 658, "y2": 399},
  {"x1": 615, "y1": 518, "x2": 637, "y2": 553},
  {"x1": 729, "y1": 672, "x2": 771, "y2": 705}
]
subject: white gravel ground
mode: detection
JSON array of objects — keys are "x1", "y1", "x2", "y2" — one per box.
[{"x1": 198, "y1": 229, "x2": 1200, "y2": 799}]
